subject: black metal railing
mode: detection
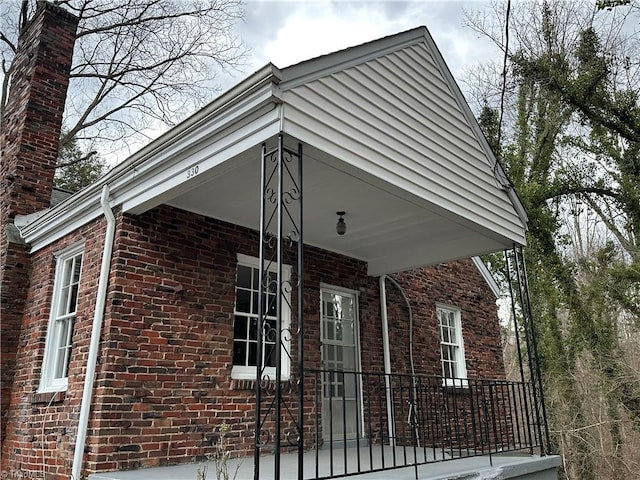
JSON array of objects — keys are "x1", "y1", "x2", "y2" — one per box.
[{"x1": 303, "y1": 369, "x2": 546, "y2": 479}]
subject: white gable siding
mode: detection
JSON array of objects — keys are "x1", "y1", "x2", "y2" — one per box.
[{"x1": 281, "y1": 42, "x2": 526, "y2": 245}]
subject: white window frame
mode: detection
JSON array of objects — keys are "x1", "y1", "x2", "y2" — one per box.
[
  {"x1": 39, "y1": 242, "x2": 84, "y2": 393},
  {"x1": 231, "y1": 253, "x2": 291, "y2": 380},
  {"x1": 437, "y1": 303, "x2": 468, "y2": 388}
]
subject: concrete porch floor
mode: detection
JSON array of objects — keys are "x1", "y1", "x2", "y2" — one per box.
[{"x1": 89, "y1": 446, "x2": 561, "y2": 480}]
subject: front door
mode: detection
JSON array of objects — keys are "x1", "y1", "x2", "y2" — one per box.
[{"x1": 321, "y1": 288, "x2": 361, "y2": 442}]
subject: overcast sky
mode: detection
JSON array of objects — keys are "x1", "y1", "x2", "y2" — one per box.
[{"x1": 228, "y1": 0, "x2": 500, "y2": 94}]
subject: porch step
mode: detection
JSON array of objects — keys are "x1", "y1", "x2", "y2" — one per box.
[{"x1": 89, "y1": 453, "x2": 560, "y2": 480}]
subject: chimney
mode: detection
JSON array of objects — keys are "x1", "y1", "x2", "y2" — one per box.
[
  {"x1": 0, "y1": 0, "x2": 78, "y2": 450},
  {"x1": 0, "y1": 0, "x2": 79, "y2": 222}
]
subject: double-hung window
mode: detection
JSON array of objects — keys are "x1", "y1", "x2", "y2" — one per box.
[
  {"x1": 437, "y1": 304, "x2": 467, "y2": 387},
  {"x1": 40, "y1": 243, "x2": 84, "y2": 392},
  {"x1": 232, "y1": 254, "x2": 291, "y2": 380}
]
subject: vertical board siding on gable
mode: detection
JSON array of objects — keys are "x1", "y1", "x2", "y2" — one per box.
[{"x1": 282, "y1": 43, "x2": 525, "y2": 244}]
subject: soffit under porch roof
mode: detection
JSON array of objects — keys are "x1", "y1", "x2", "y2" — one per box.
[{"x1": 163, "y1": 138, "x2": 523, "y2": 276}]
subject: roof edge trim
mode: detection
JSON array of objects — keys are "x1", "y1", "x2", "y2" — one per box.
[
  {"x1": 19, "y1": 64, "x2": 283, "y2": 251},
  {"x1": 419, "y1": 27, "x2": 529, "y2": 231},
  {"x1": 279, "y1": 27, "x2": 428, "y2": 91},
  {"x1": 472, "y1": 256, "x2": 501, "y2": 299}
]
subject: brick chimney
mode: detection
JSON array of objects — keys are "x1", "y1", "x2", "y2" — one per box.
[
  {"x1": 0, "y1": 1, "x2": 78, "y2": 447},
  {"x1": 0, "y1": 1, "x2": 79, "y2": 221}
]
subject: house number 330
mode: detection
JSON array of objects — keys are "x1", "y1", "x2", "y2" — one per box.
[{"x1": 186, "y1": 165, "x2": 200, "y2": 179}]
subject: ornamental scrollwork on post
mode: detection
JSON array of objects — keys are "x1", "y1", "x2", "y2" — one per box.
[{"x1": 254, "y1": 135, "x2": 304, "y2": 480}]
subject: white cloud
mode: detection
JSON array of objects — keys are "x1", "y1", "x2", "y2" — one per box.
[
  {"x1": 239, "y1": 0, "x2": 499, "y2": 88},
  {"x1": 261, "y1": 3, "x2": 405, "y2": 68}
]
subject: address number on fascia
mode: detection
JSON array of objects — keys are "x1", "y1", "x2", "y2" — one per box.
[{"x1": 186, "y1": 165, "x2": 200, "y2": 179}]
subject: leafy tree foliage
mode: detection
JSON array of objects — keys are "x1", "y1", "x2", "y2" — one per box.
[{"x1": 469, "y1": 1, "x2": 640, "y2": 477}]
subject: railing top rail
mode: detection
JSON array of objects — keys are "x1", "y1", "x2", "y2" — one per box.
[{"x1": 303, "y1": 367, "x2": 533, "y2": 387}]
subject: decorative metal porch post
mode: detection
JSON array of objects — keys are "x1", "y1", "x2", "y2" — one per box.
[
  {"x1": 505, "y1": 245, "x2": 552, "y2": 456},
  {"x1": 255, "y1": 134, "x2": 304, "y2": 480}
]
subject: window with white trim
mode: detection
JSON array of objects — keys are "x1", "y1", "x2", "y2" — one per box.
[
  {"x1": 437, "y1": 304, "x2": 467, "y2": 385},
  {"x1": 232, "y1": 254, "x2": 291, "y2": 380},
  {"x1": 39, "y1": 243, "x2": 84, "y2": 392}
]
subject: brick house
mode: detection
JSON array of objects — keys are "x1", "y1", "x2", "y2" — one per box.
[{"x1": 0, "y1": 3, "x2": 559, "y2": 480}]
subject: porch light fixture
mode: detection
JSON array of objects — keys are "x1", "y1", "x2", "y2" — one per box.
[{"x1": 336, "y1": 211, "x2": 347, "y2": 235}]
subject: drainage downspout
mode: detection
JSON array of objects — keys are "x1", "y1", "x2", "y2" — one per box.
[
  {"x1": 71, "y1": 185, "x2": 115, "y2": 480},
  {"x1": 383, "y1": 276, "x2": 416, "y2": 384},
  {"x1": 380, "y1": 275, "x2": 419, "y2": 449},
  {"x1": 379, "y1": 275, "x2": 395, "y2": 446}
]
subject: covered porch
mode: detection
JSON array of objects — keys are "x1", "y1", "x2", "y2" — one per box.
[
  {"x1": 24, "y1": 27, "x2": 557, "y2": 480},
  {"x1": 118, "y1": 27, "x2": 545, "y2": 479}
]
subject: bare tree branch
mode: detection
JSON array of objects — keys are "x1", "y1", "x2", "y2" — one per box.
[{"x1": 1, "y1": 0, "x2": 247, "y2": 162}]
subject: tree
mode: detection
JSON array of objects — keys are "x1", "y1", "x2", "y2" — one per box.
[
  {"x1": 467, "y1": 1, "x2": 640, "y2": 478},
  {"x1": 54, "y1": 136, "x2": 108, "y2": 192},
  {"x1": 0, "y1": 0, "x2": 246, "y2": 161}
]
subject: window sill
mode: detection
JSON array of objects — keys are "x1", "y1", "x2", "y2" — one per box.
[
  {"x1": 231, "y1": 366, "x2": 290, "y2": 382},
  {"x1": 31, "y1": 391, "x2": 66, "y2": 405},
  {"x1": 442, "y1": 379, "x2": 469, "y2": 389}
]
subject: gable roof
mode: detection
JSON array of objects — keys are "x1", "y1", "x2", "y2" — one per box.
[
  {"x1": 17, "y1": 26, "x2": 527, "y2": 275},
  {"x1": 279, "y1": 26, "x2": 527, "y2": 235}
]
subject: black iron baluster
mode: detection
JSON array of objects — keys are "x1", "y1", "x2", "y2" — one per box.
[
  {"x1": 329, "y1": 370, "x2": 334, "y2": 477},
  {"x1": 315, "y1": 370, "x2": 320, "y2": 479},
  {"x1": 510, "y1": 381, "x2": 519, "y2": 451},
  {"x1": 378, "y1": 373, "x2": 386, "y2": 469},
  {"x1": 479, "y1": 385, "x2": 489, "y2": 458},
  {"x1": 342, "y1": 371, "x2": 347, "y2": 475},
  {"x1": 514, "y1": 381, "x2": 525, "y2": 450},
  {"x1": 468, "y1": 380, "x2": 479, "y2": 456},
  {"x1": 398, "y1": 375, "x2": 405, "y2": 466},
  {"x1": 505, "y1": 248, "x2": 535, "y2": 453},
  {"x1": 488, "y1": 383, "x2": 497, "y2": 466},
  {"x1": 355, "y1": 371, "x2": 362, "y2": 474},
  {"x1": 451, "y1": 382, "x2": 460, "y2": 458},
  {"x1": 501, "y1": 381, "x2": 513, "y2": 451},
  {"x1": 366, "y1": 373, "x2": 373, "y2": 471}
]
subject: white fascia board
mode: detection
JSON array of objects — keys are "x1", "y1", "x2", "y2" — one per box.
[
  {"x1": 419, "y1": 28, "x2": 529, "y2": 233},
  {"x1": 119, "y1": 80, "x2": 282, "y2": 189},
  {"x1": 20, "y1": 189, "x2": 104, "y2": 253},
  {"x1": 20, "y1": 67, "x2": 283, "y2": 252},
  {"x1": 122, "y1": 107, "x2": 282, "y2": 214},
  {"x1": 472, "y1": 256, "x2": 501, "y2": 299},
  {"x1": 280, "y1": 27, "x2": 428, "y2": 91},
  {"x1": 120, "y1": 91, "x2": 282, "y2": 214},
  {"x1": 366, "y1": 236, "x2": 507, "y2": 277}
]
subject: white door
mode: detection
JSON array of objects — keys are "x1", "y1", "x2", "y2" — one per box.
[{"x1": 321, "y1": 289, "x2": 361, "y2": 442}]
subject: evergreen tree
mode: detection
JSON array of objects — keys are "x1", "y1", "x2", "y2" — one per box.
[{"x1": 54, "y1": 138, "x2": 107, "y2": 192}]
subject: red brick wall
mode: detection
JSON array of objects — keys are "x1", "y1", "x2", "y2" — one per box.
[
  {"x1": 2, "y1": 204, "x2": 503, "y2": 477},
  {"x1": 0, "y1": 2, "x2": 78, "y2": 451},
  {"x1": 1, "y1": 214, "x2": 109, "y2": 478},
  {"x1": 387, "y1": 261, "x2": 504, "y2": 380}
]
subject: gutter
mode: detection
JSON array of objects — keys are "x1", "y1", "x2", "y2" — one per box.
[
  {"x1": 19, "y1": 64, "x2": 283, "y2": 253},
  {"x1": 71, "y1": 185, "x2": 115, "y2": 480}
]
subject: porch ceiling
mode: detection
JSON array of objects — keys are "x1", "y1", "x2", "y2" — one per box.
[{"x1": 166, "y1": 139, "x2": 516, "y2": 276}]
